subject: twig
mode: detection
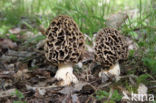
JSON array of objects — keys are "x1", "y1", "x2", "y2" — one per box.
[{"x1": 98, "y1": 82, "x2": 112, "y2": 89}]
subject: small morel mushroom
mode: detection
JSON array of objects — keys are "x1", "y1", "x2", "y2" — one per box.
[
  {"x1": 44, "y1": 15, "x2": 85, "y2": 86},
  {"x1": 94, "y1": 28, "x2": 128, "y2": 81}
]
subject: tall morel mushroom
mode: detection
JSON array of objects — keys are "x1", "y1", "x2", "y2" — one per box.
[
  {"x1": 44, "y1": 15, "x2": 85, "y2": 86},
  {"x1": 94, "y1": 28, "x2": 128, "y2": 81}
]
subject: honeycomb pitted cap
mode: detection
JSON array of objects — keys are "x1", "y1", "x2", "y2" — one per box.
[
  {"x1": 44, "y1": 15, "x2": 85, "y2": 65},
  {"x1": 94, "y1": 28, "x2": 128, "y2": 69}
]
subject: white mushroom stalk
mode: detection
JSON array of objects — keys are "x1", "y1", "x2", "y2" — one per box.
[
  {"x1": 99, "y1": 62, "x2": 120, "y2": 81},
  {"x1": 55, "y1": 64, "x2": 78, "y2": 86}
]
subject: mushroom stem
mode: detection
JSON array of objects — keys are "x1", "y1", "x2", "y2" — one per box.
[
  {"x1": 108, "y1": 62, "x2": 120, "y2": 77},
  {"x1": 99, "y1": 62, "x2": 120, "y2": 81},
  {"x1": 55, "y1": 64, "x2": 78, "y2": 86}
]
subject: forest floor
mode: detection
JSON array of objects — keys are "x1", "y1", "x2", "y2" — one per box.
[{"x1": 0, "y1": 12, "x2": 156, "y2": 103}]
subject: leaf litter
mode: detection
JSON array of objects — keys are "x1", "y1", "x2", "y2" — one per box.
[{"x1": 0, "y1": 12, "x2": 155, "y2": 103}]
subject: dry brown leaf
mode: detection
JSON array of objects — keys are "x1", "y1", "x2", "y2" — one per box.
[
  {"x1": 0, "y1": 39, "x2": 17, "y2": 49},
  {"x1": 126, "y1": 37, "x2": 138, "y2": 51},
  {"x1": 71, "y1": 94, "x2": 80, "y2": 103},
  {"x1": 9, "y1": 28, "x2": 21, "y2": 34},
  {"x1": 59, "y1": 82, "x2": 87, "y2": 95},
  {"x1": 62, "y1": 94, "x2": 80, "y2": 103},
  {"x1": 105, "y1": 12, "x2": 128, "y2": 29},
  {"x1": 13, "y1": 69, "x2": 29, "y2": 80},
  {"x1": 13, "y1": 63, "x2": 29, "y2": 80},
  {"x1": 22, "y1": 31, "x2": 34, "y2": 39},
  {"x1": 0, "y1": 88, "x2": 16, "y2": 98}
]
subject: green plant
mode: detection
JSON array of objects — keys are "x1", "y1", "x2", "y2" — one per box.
[
  {"x1": 12, "y1": 89, "x2": 26, "y2": 103},
  {"x1": 137, "y1": 74, "x2": 149, "y2": 84},
  {"x1": 9, "y1": 34, "x2": 17, "y2": 41},
  {"x1": 152, "y1": 100, "x2": 156, "y2": 103},
  {"x1": 129, "y1": 50, "x2": 135, "y2": 58},
  {"x1": 96, "y1": 90, "x2": 122, "y2": 102},
  {"x1": 142, "y1": 58, "x2": 156, "y2": 75}
]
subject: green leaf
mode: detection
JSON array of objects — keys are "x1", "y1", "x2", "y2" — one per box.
[
  {"x1": 111, "y1": 90, "x2": 122, "y2": 101},
  {"x1": 96, "y1": 90, "x2": 109, "y2": 100},
  {"x1": 9, "y1": 34, "x2": 17, "y2": 41},
  {"x1": 142, "y1": 58, "x2": 156, "y2": 74},
  {"x1": 15, "y1": 89, "x2": 24, "y2": 99},
  {"x1": 129, "y1": 50, "x2": 135, "y2": 57},
  {"x1": 96, "y1": 90, "x2": 122, "y2": 101},
  {"x1": 137, "y1": 74, "x2": 149, "y2": 84}
]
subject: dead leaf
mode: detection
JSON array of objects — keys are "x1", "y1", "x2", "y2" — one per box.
[
  {"x1": 62, "y1": 94, "x2": 72, "y2": 103},
  {"x1": 126, "y1": 37, "x2": 138, "y2": 51},
  {"x1": 0, "y1": 55, "x2": 17, "y2": 63},
  {"x1": 9, "y1": 28, "x2": 21, "y2": 34},
  {"x1": 59, "y1": 86, "x2": 73, "y2": 95},
  {"x1": 80, "y1": 84, "x2": 95, "y2": 95},
  {"x1": 13, "y1": 63, "x2": 29, "y2": 80},
  {"x1": 71, "y1": 94, "x2": 80, "y2": 103},
  {"x1": 0, "y1": 38, "x2": 17, "y2": 49},
  {"x1": 62, "y1": 94, "x2": 80, "y2": 103},
  {"x1": 105, "y1": 12, "x2": 128, "y2": 29},
  {"x1": 22, "y1": 31, "x2": 34, "y2": 39},
  {"x1": 13, "y1": 69, "x2": 29, "y2": 80},
  {"x1": 0, "y1": 88, "x2": 16, "y2": 98},
  {"x1": 37, "y1": 88, "x2": 46, "y2": 96},
  {"x1": 59, "y1": 82, "x2": 87, "y2": 95},
  {"x1": 26, "y1": 84, "x2": 58, "y2": 95}
]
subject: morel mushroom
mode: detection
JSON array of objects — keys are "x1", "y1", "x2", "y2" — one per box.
[
  {"x1": 94, "y1": 28, "x2": 128, "y2": 81},
  {"x1": 44, "y1": 15, "x2": 85, "y2": 86}
]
